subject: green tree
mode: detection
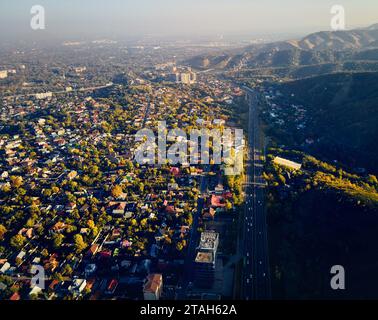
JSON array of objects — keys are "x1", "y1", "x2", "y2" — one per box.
[
  {"x1": 74, "y1": 234, "x2": 87, "y2": 253},
  {"x1": 10, "y1": 234, "x2": 26, "y2": 249},
  {"x1": 0, "y1": 225, "x2": 6, "y2": 240},
  {"x1": 62, "y1": 264, "x2": 73, "y2": 276},
  {"x1": 52, "y1": 234, "x2": 64, "y2": 248}
]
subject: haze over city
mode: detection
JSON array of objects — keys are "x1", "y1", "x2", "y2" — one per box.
[{"x1": 0, "y1": 0, "x2": 378, "y2": 41}]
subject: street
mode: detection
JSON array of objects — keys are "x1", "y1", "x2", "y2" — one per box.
[
  {"x1": 242, "y1": 87, "x2": 271, "y2": 300},
  {"x1": 177, "y1": 165, "x2": 209, "y2": 299}
]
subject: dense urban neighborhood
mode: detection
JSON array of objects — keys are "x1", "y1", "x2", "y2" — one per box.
[
  {"x1": 0, "y1": 45, "x2": 246, "y2": 300},
  {"x1": 1, "y1": 11, "x2": 378, "y2": 301}
]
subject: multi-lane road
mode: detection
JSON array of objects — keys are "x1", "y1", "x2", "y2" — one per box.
[{"x1": 242, "y1": 87, "x2": 271, "y2": 300}]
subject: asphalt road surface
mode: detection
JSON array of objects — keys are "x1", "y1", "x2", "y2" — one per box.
[{"x1": 242, "y1": 87, "x2": 271, "y2": 300}]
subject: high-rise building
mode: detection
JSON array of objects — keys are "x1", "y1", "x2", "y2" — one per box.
[
  {"x1": 172, "y1": 67, "x2": 197, "y2": 85},
  {"x1": 194, "y1": 231, "x2": 219, "y2": 288}
]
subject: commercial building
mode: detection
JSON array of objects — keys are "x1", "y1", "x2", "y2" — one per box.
[
  {"x1": 194, "y1": 231, "x2": 219, "y2": 288},
  {"x1": 163, "y1": 66, "x2": 197, "y2": 85},
  {"x1": 176, "y1": 69, "x2": 197, "y2": 85}
]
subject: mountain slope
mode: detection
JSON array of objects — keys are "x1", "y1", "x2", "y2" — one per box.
[
  {"x1": 276, "y1": 72, "x2": 378, "y2": 172},
  {"x1": 186, "y1": 24, "x2": 378, "y2": 71}
]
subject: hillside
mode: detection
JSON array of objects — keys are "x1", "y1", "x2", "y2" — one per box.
[
  {"x1": 273, "y1": 72, "x2": 378, "y2": 172},
  {"x1": 265, "y1": 149, "x2": 378, "y2": 299},
  {"x1": 186, "y1": 24, "x2": 378, "y2": 72}
]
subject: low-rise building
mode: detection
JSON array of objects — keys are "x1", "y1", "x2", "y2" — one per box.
[
  {"x1": 143, "y1": 273, "x2": 163, "y2": 300},
  {"x1": 273, "y1": 157, "x2": 302, "y2": 170}
]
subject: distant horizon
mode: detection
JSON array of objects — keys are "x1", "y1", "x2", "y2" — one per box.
[{"x1": 0, "y1": 0, "x2": 378, "y2": 43}]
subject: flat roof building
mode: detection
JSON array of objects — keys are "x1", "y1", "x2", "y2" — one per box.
[
  {"x1": 273, "y1": 156, "x2": 302, "y2": 170},
  {"x1": 194, "y1": 231, "x2": 219, "y2": 288}
]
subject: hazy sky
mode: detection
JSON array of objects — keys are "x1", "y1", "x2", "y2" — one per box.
[{"x1": 0, "y1": 0, "x2": 378, "y2": 40}]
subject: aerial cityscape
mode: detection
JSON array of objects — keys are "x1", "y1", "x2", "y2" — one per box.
[{"x1": 0, "y1": 0, "x2": 378, "y2": 308}]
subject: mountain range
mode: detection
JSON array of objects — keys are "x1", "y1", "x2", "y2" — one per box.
[{"x1": 186, "y1": 24, "x2": 378, "y2": 72}]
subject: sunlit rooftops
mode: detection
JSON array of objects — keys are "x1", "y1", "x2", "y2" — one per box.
[
  {"x1": 195, "y1": 251, "x2": 214, "y2": 264},
  {"x1": 198, "y1": 231, "x2": 219, "y2": 251}
]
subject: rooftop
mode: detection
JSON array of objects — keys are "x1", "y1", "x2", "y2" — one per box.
[
  {"x1": 198, "y1": 231, "x2": 219, "y2": 251},
  {"x1": 195, "y1": 251, "x2": 214, "y2": 264},
  {"x1": 273, "y1": 156, "x2": 302, "y2": 171}
]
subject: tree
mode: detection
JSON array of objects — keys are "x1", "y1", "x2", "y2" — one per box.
[
  {"x1": 176, "y1": 241, "x2": 186, "y2": 251},
  {"x1": 52, "y1": 234, "x2": 64, "y2": 248},
  {"x1": 52, "y1": 272, "x2": 64, "y2": 282},
  {"x1": 87, "y1": 220, "x2": 98, "y2": 236},
  {"x1": 74, "y1": 234, "x2": 87, "y2": 253},
  {"x1": 10, "y1": 234, "x2": 26, "y2": 249},
  {"x1": 140, "y1": 218, "x2": 148, "y2": 228},
  {"x1": 0, "y1": 225, "x2": 6, "y2": 240},
  {"x1": 111, "y1": 185, "x2": 123, "y2": 198},
  {"x1": 368, "y1": 175, "x2": 378, "y2": 186},
  {"x1": 51, "y1": 186, "x2": 60, "y2": 194},
  {"x1": 1, "y1": 184, "x2": 11, "y2": 193},
  {"x1": 42, "y1": 189, "x2": 52, "y2": 197},
  {"x1": 10, "y1": 176, "x2": 23, "y2": 189},
  {"x1": 62, "y1": 264, "x2": 73, "y2": 276},
  {"x1": 89, "y1": 165, "x2": 99, "y2": 176}
]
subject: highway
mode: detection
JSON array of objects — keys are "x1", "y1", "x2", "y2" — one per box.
[{"x1": 242, "y1": 87, "x2": 271, "y2": 300}]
